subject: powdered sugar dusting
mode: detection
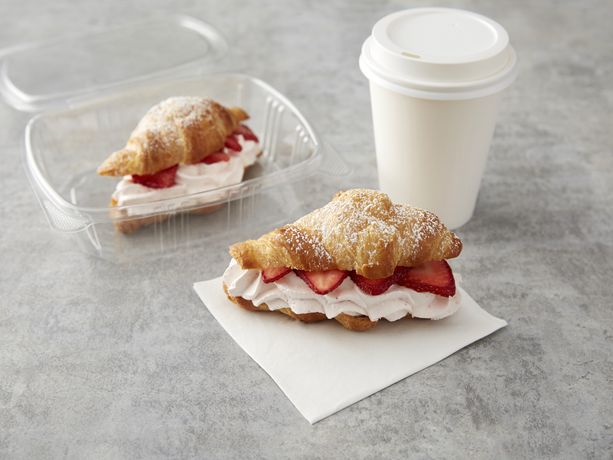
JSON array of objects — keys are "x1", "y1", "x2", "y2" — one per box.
[
  {"x1": 124, "y1": 97, "x2": 232, "y2": 161},
  {"x1": 138, "y1": 97, "x2": 220, "y2": 133},
  {"x1": 279, "y1": 225, "x2": 333, "y2": 266},
  {"x1": 291, "y1": 189, "x2": 452, "y2": 269},
  {"x1": 231, "y1": 189, "x2": 460, "y2": 277},
  {"x1": 392, "y1": 204, "x2": 441, "y2": 255}
]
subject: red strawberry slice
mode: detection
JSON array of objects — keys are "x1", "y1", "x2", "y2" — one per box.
[
  {"x1": 350, "y1": 272, "x2": 395, "y2": 295},
  {"x1": 396, "y1": 260, "x2": 456, "y2": 297},
  {"x1": 235, "y1": 124, "x2": 259, "y2": 142},
  {"x1": 132, "y1": 164, "x2": 178, "y2": 188},
  {"x1": 261, "y1": 267, "x2": 291, "y2": 283},
  {"x1": 201, "y1": 152, "x2": 231, "y2": 164},
  {"x1": 295, "y1": 269, "x2": 348, "y2": 295},
  {"x1": 224, "y1": 135, "x2": 242, "y2": 152},
  {"x1": 392, "y1": 266, "x2": 412, "y2": 283}
]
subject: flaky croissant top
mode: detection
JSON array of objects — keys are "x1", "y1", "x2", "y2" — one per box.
[
  {"x1": 230, "y1": 189, "x2": 462, "y2": 279},
  {"x1": 97, "y1": 97, "x2": 248, "y2": 176}
]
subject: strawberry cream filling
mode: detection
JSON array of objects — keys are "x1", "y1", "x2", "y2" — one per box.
[
  {"x1": 113, "y1": 126, "x2": 260, "y2": 215},
  {"x1": 223, "y1": 259, "x2": 463, "y2": 321}
]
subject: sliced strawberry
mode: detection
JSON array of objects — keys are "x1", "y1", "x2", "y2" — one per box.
[
  {"x1": 350, "y1": 272, "x2": 395, "y2": 295},
  {"x1": 201, "y1": 152, "x2": 231, "y2": 164},
  {"x1": 396, "y1": 260, "x2": 456, "y2": 297},
  {"x1": 224, "y1": 135, "x2": 242, "y2": 152},
  {"x1": 235, "y1": 124, "x2": 259, "y2": 142},
  {"x1": 261, "y1": 267, "x2": 291, "y2": 283},
  {"x1": 295, "y1": 269, "x2": 348, "y2": 295},
  {"x1": 132, "y1": 164, "x2": 178, "y2": 188},
  {"x1": 392, "y1": 266, "x2": 412, "y2": 283}
]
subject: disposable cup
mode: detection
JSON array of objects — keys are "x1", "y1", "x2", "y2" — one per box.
[{"x1": 360, "y1": 8, "x2": 517, "y2": 228}]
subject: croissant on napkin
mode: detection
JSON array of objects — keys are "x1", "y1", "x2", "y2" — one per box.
[{"x1": 223, "y1": 189, "x2": 463, "y2": 331}]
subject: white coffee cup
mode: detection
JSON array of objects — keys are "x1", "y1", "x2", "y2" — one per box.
[{"x1": 360, "y1": 8, "x2": 517, "y2": 229}]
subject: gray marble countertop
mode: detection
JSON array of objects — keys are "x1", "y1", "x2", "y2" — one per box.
[{"x1": 1, "y1": 1, "x2": 611, "y2": 459}]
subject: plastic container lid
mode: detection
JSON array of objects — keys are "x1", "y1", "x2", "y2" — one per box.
[
  {"x1": 359, "y1": 8, "x2": 517, "y2": 100},
  {"x1": 0, "y1": 15, "x2": 227, "y2": 112}
]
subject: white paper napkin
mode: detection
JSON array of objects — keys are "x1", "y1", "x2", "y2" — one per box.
[{"x1": 193, "y1": 277, "x2": 507, "y2": 424}]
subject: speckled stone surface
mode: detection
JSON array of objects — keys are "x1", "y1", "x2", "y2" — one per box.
[{"x1": 0, "y1": 1, "x2": 612, "y2": 459}]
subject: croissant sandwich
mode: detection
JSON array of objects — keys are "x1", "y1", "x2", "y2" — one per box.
[
  {"x1": 222, "y1": 189, "x2": 463, "y2": 331},
  {"x1": 97, "y1": 97, "x2": 262, "y2": 233}
]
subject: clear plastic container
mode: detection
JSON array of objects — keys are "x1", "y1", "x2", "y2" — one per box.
[{"x1": 0, "y1": 16, "x2": 348, "y2": 261}]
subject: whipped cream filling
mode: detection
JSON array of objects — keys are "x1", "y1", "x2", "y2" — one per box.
[
  {"x1": 223, "y1": 259, "x2": 462, "y2": 322},
  {"x1": 113, "y1": 135, "x2": 260, "y2": 216}
]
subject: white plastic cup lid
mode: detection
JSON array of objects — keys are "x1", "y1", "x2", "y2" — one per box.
[{"x1": 359, "y1": 8, "x2": 517, "y2": 100}]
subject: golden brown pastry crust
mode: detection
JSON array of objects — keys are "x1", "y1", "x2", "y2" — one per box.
[
  {"x1": 97, "y1": 98, "x2": 248, "y2": 176},
  {"x1": 223, "y1": 283, "x2": 378, "y2": 331},
  {"x1": 230, "y1": 189, "x2": 462, "y2": 279}
]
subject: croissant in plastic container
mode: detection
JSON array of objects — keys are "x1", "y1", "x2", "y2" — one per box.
[
  {"x1": 97, "y1": 97, "x2": 261, "y2": 234},
  {"x1": 98, "y1": 98, "x2": 248, "y2": 176}
]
